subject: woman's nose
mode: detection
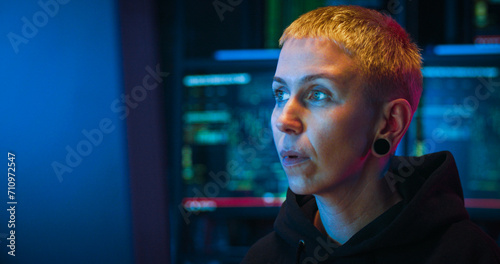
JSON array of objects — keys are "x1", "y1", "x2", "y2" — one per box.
[{"x1": 275, "y1": 99, "x2": 304, "y2": 135}]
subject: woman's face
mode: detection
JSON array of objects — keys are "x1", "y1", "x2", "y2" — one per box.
[{"x1": 271, "y1": 38, "x2": 378, "y2": 195}]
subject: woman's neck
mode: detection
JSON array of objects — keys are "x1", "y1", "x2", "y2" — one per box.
[{"x1": 313, "y1": 162, "x2": 402, "y2": 245}]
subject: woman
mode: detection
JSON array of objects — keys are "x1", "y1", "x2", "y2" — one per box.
[{"x1": 242, "y1": 5, "x2": 500, "y2": 264}]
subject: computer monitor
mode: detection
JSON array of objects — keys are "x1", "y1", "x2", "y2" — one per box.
[
  {"x1": 180, "y1": 60, "x2": 286, "y2": 212},
  {"x1": 416, "y1": 50, "x2": 500, "y2": 217}
]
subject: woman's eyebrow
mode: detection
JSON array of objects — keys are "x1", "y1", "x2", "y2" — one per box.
[
  {"x1": 299, "y1": 73, "x2": 338, "y2": 85},
  {"x1": 273, "y1": 73, "x2": 338, "y2": 86},
  {"x1": 272, "y1": 76, "x2": 287, "y2": 85}
]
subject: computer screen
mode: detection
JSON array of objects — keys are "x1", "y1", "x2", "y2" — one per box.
[
  {"x1": 180, "y1": 63, "x2": 287, "y2": 212},
  {"x1": 417, "y1": 62, "x2": 500, "y2": 213}
]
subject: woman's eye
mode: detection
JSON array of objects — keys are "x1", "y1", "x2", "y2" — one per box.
[
  {"x1": 308, "y1": 90, "x2": 328, "y2": 101},
  {"x1": 273, "y1": 89, "x2": 290, "y2": 101}
]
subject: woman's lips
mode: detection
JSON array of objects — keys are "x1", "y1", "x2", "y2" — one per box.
[
  {"x1": 280, "y1": 150, "x2": 310, "y2": 167},
  {"x1": 282, "y1": 156, "x2": 310, "y2": 166}
]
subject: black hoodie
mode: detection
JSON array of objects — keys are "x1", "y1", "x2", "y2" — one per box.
[{"x1": 242, "y1": 151, "x2": 500, "y2": 264}]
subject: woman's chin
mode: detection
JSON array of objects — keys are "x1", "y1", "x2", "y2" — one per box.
[
  {"x1": 287, "y1": 174, "x2": 340, "y2": 196},
  {"x1": 283, "y1": 163, "x2": 319, "y2": 194},
  {"x1": 288, "y1": 179, "x2": 315, "y2": 195}
]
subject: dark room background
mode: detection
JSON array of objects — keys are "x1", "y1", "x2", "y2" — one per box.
[{"x1": 1, "y1": 0, "x2": 499, "y2": 263}]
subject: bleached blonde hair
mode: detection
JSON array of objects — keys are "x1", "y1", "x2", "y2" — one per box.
[{"x1": 280, "y1": 5, "x2": 423, "y2": 113}]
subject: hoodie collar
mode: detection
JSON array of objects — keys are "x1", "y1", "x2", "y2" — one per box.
[{"x1": 274, "y1": 151, "x2": 469, "y2": 260}]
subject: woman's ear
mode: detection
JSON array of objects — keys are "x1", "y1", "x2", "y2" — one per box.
[{"x1": 372, "y1": 98, "x2": 413, "y2": 156}]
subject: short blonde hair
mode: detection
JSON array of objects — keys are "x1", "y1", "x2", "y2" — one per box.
[{"x1": 280, "y1": 5, "x2": 422, "y2": 113}]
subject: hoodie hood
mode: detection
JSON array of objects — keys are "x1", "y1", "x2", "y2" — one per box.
[{"x1": 274, "y1": 151, "x2": 470, "y2": 260}]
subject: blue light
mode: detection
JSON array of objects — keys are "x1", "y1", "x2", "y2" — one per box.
[
  {"x1": 183, "y1": 73, "x2": 251, "y2": 87},
  {"x1": 214, "y1": 49, "x2": 281, "y2": 61},
  {"x1": 184, "y1": 110, "x2": 231, "y2": 123},
  {"x1": 422, "y1": 67, "x2": 499, "y2": 78},
  {"x1": 434, "y1": 44, "x2": 500, "y2": 56}
]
